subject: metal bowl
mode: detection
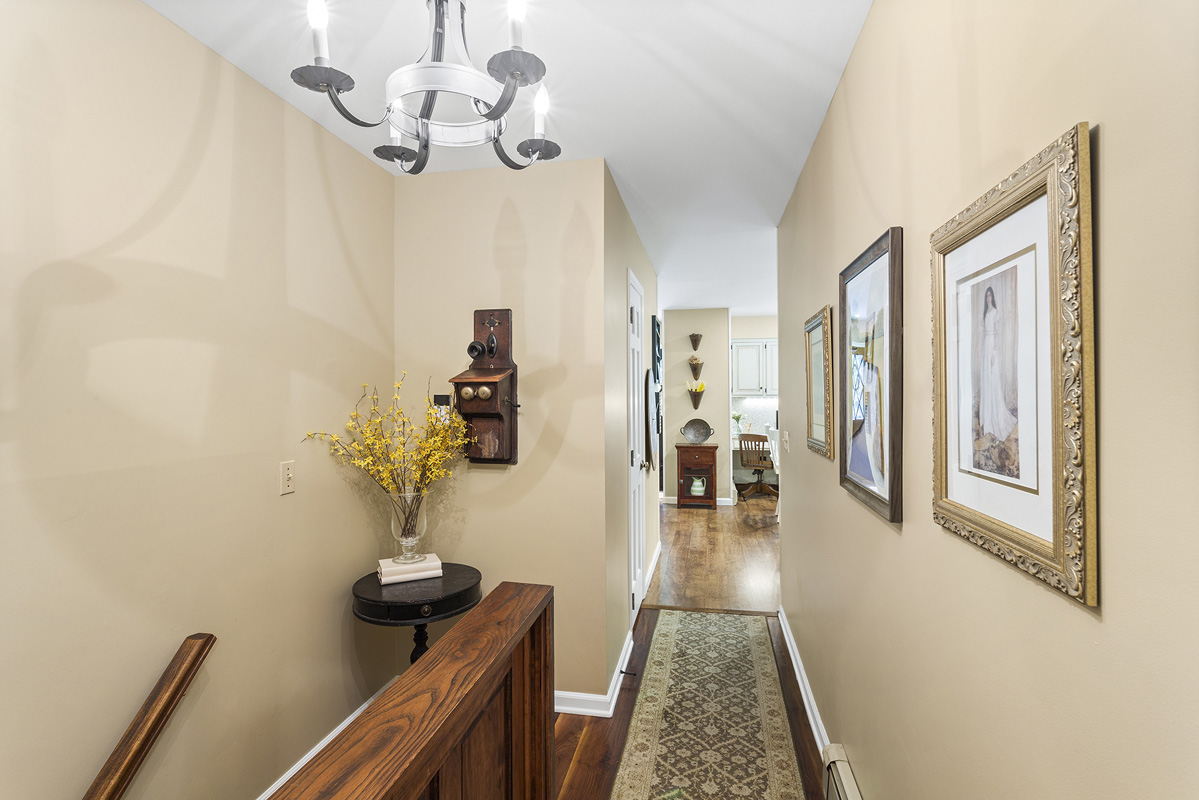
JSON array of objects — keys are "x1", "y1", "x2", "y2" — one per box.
[{"x1": 680, "y1": 418, "x2": 715, "y2": 444}]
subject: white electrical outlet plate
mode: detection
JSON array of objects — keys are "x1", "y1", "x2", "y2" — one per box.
[
  {"x1": 280, "y1": 461, "x2": 295, "y2": 495},
  {"x1": 781, "y1": 431, "x2": 790, "y2": 452}
]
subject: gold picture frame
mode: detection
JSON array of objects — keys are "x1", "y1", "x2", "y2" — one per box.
[
  {"x1": 930, "y1": 123, "x2": 1097, "y2": 606},
  {"x1": 804, "y1": 306, "x2": 834, "y2": 459}
]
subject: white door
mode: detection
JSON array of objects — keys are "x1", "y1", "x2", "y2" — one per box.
[
  {"x1": 732, "y1": 340, "x2": 765, "y2": 395},
  {"x1": 765, "y1": 340, "x2": 780, "y2": 396},
  {"x1": 628, "y1": 270, "x2": 647, "y2": 624}
]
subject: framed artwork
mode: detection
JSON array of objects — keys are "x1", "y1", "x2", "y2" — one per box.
[
  {"x1": 804, "y1": 305, "x2": 834, "y2": 459},
  {"x1": 931, "y1": 123, "x2": 1096, "y2": 606},
  {"x1": 838, "y1": 228, "x2": 903, "y2": 522}
]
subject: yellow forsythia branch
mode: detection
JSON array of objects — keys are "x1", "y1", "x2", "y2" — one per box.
[{"x1": 305, "y1": 377, "x2": 472, "y2": 496}]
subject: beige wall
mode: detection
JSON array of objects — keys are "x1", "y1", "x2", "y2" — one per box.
[
  {"x1": 663, "y1": 310, "x2": 732, "y2": 501},
  {"x1": 0, "y1": 2, "x2": 399, "y2": 798},
  {"x1": 776, "y1": 1, "x2": 1199, "y2": 798},
  {"x1": 392, "y1": 159, "x2": 656, "y2": 695},
  {"x1": 731, "y1": 315, "x2": 778, "y2": 339},
  {"x1": 602, "y1": 166, "x2": 661, "y2": 670}
]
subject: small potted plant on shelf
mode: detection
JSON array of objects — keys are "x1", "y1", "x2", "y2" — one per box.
[
  {"x1": 688, "y1": 354, "x2": 704, "y2": 380},
  {"x1": 686, "y1": 380, "x2": 706, "y2": 409},
  {"x1": 306, "y1": 376, "x2": 471, "y2": 564}
]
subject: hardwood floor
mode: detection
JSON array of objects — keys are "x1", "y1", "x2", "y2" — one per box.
[
  {"x1": 644, "y1": 495, "x2": 780, "y2": 613},
  {"x1": 554, "y1": 496, "x2": 824, "y2": 800}
]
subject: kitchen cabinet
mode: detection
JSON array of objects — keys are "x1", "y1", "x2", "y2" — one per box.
[{"x1": 731, "y1": 338, "x2": 779, "y2": 396}]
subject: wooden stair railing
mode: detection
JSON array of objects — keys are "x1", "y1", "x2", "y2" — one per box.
[
  {"x1": 83, "y1": 632, "x2": 217, "y2": 800},
  {"x1": 269, "y1": 582, "x2": 554, "y2": 800}
]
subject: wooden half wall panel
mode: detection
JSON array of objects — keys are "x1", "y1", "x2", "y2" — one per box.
[{"x1": 269, "y1": 582, "x2": 553, "y2": 800}]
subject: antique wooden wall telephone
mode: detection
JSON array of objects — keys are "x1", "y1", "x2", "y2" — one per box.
[{"x1": 449, "y1": 309, "x2": 519, "y2": 464}]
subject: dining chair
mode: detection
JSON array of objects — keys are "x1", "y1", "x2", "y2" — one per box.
[{"x1": 738, "y1": 433, "x2": 778, "y2": 500}]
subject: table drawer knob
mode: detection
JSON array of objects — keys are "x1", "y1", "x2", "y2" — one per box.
[{"x1": 421, "y1": 604, "x2": 432, "y2": 617}]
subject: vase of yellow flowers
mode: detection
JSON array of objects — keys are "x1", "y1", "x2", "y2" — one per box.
[{"x1": 307, "y1": 378, "x2": 470, "y2": 564}]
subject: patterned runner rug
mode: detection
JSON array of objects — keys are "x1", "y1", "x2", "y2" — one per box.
[{"x1": 612, "y1": 611, "x2": 804, "y2": 799}]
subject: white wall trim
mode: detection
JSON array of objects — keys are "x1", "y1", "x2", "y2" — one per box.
[
  {"x1": 646, "y1": 539, "x2": 662, "y2": 589},
  {"x1": 555, "y1": 628, "x2": 634, "y2": 718},
  {"x1": 256, "y1": 676, "x2": 398, "y2": 799},
  {"x1": 663, "y1": 496, "x2": 736, "y2": 507},
  {"x1": 776, "y1": 605, "x2": 830, "y2": 751}
]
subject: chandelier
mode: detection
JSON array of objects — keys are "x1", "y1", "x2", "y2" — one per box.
[{"x1": 291, "y1": 0, "x2": 561, "y2": 175}]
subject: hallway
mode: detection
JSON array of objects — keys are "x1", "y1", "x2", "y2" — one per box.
[{"x1": 553, "y1": 497, "x2": 822, "y2": 799}]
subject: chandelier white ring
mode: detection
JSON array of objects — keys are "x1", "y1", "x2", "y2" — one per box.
[
  {"x1": 289, "y1": 0, "x2": 561, "y2": 175},
  {"x1": 390, "y1": 110, "x2": 505, "y2": 148}
]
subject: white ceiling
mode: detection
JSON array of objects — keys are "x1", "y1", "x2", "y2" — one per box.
[{"x1": 142, "y1": 0, "x2": 872, "y2": 316}]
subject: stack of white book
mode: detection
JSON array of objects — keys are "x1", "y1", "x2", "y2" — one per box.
[{"x1": 377, "y1": 554, "x2": 443, "y2": 586}]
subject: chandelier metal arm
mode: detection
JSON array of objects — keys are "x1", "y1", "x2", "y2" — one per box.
[
  {"x1": 416, "y1": 0, "x2": 449, "y2": 123},
  {"x1": 326, "y1": 89, "x2": 393, "y2": 128},
  {"x1": 397, "y1": 120, "x2": 433, "y2": 176},
  {"x1": 476, "y1": 72, "x2": 520, "y2": 122},
  {"x1": 492, "y1": 135, "x2": 540, "y2": 171}
]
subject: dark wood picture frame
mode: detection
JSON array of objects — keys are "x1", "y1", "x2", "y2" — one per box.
[{"x1": 838, "y1": 227, "x2": 903, "y2": 522}]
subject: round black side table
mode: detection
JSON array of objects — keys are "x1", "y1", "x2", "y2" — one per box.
[{"x1": 351, "y1": 563, "x2": 482, "y2": 664}]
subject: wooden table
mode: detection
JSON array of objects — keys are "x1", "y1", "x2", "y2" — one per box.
[
  {"x1": 352, "y1": 563, "x2": 483, "y2": 663},
  {"x1": 676, "y1": 443, "x2": 718, "y2": 509}
]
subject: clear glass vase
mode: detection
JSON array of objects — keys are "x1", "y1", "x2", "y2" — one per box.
[{"x1": 387, "y1": 490, "x2": 427, "y2": 564}]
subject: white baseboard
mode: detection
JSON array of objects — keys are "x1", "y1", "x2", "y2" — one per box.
[
  {"x1": 554, "y1": 628, "x2": 634, "y2": 718},
  {"x1": 256, "y1": 676, "x2": 398, "y2": 799},
  {"x1": 663, "y1": 496, "x2": 737, "y2": 506},
  {"x1": 647, "y1": 540, "x2": 662, "y2": 588},
  {"x1": 776, "y1": 605, "x2": 830, "y2": 751}
]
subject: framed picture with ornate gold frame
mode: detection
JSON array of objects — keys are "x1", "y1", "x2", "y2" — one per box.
[
  {"x1": 804, "y1": 306, "x2": 833, "y2": 459},
  {"x1": 930, "y1": 123, "x2": 1097, "y2": 606}
]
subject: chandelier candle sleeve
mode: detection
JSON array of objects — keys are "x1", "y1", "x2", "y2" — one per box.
[
  {"x1": 508, "y1": 0, "x2": 525, "y2": 50},
  {"x1": 534, "y1": 86, "x2": 549, "y2": 139},
  {"x1": 307, "y1": 0, "x2": 330, "y2": 63}
]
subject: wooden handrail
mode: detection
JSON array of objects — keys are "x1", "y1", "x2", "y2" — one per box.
[
  {"x1": 269, "y1": 581, "x2": 554, "y2": 800},
  {"x1": 83, "y1": 633, "x2": 217, "y2": 800}
]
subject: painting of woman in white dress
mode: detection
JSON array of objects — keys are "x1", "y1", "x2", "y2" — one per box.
[{"x1": 971, "y1": 268, "x2": 1020, "y2": 479}]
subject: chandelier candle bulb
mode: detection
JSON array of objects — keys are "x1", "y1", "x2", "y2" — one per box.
[
  {"x1": 508, "y1": 0, "x2": 526, "y2": 49},
  {"x1": 307, "y1": 0, "x2": 330, "y2": 63}
]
